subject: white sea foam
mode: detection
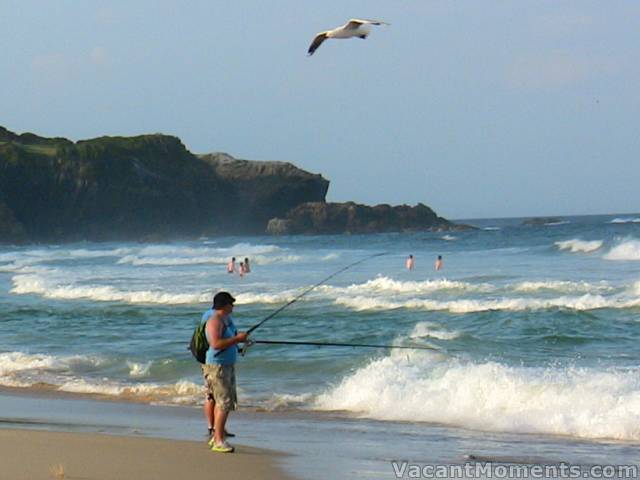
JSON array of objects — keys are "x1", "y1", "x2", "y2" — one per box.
[
  {"x1": 235, "y1": 291, "x2": 298, "y2": 305},
  {"x1": 57, "y1": 378, "x2": 203, "y2": 404},
  {"x1": 11, "y1": 274, "x2": 208, "y2": 304},
  {"x1": 0, "y1": 352, "x2": 108, "y2": 375},
  {"x1": 0, "y1": 351, "x2": 203, "y2": 404},
  {"x1": 555, "y1": 239, "x2": 603, "y2": 253},
  {"x1": 58, "y1": 379, "x2": 202, "y2": 405},
  {"x1": 315, "y1": 355, "x2": 640, "y2": 441},
  {"x1": 127, "y1": 361, "x2": 153, "y2": 378},
  {"x1": 512, "y1": 280, "x2": 613, "y2": 294},
  {"x1": 322, "y1": 276, "x2": 493, "y2": 296},
  {"x1": 603, "y1": 239, "x2": 640, "y2": 261},
  {"x1": 441, "y1": 235, "x2": 457, "y2": 241},
  {"x1": 335, "y1": 293, "x2": 637, "y2": 313},
  {"x1": 0, "y1": 351, "x2": 59, "y2": 376},
  {"x1": 611, "y1": 217, "x2": 640, "y2": 224}
]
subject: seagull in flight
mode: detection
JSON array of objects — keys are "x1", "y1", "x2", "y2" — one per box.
[{"x1": 307, "y1": 18, "x2": 390, "y2": 56}]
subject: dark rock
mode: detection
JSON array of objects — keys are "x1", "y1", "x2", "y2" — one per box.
[
  {"x1": 522, "y1": 217, "x2": 563, "y2": 226},
  {"x1": 199, "y1": 153, "x2": 328, "y2": 234},
  {"x1": 267, "y1": 201, "x2": 454, "y2": 235},
  {"x1": 0, "y1": 200, "x2": 26, "y2": 242}
]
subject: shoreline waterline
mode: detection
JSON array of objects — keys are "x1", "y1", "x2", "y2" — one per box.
[{"x1": 1, "y1": 388, "x2": 640, "y2": 480}]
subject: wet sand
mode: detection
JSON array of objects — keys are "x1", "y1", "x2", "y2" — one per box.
[{"x1": 0, "y1": 428, "x2": 292, "y2": 480}]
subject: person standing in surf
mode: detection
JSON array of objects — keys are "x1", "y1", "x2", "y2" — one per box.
[
  {"x1": 244, "y1": 257, "x2": 251, "y2": 273},
  {"x1": 406, "y1": 254, "x2": 415, "y2": 270},
  {"x1": 226, "y1": 257, "x2": 236, "y2": 274},
  {"x1": 435, "y1": 255, "x2": 443, "y2": 271},
  {"x1": 202, "y1": 291, "x2": 247, "y2": 453}
]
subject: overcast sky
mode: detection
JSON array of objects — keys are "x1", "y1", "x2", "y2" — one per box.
[{"x1": 2, "y1": 1, "x2": 639, "y2": 219}]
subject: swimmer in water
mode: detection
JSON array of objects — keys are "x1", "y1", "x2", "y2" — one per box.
[
  {"x1": 435, "y1": 255, "x2": 443, "y2": 271},
  {"x1": 227, "y1": 257, "x2": 236, "y2": 274},
  {"x1": 406, "y1": 254, "x2": 415, "y2": 270}
]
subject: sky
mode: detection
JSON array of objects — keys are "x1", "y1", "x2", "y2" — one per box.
[{"x1": 1, "y1": 1, "x2": 639, "y2": 219}]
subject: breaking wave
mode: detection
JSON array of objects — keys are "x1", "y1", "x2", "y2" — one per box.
[
  {"x1": 11, "y1": 274, "x2": 208, "y2": 304},
  {"x1": 315, "y1": 354, "x2": 640, "y2": 441},
  {"x1": 335, "y1": 293, "x2": 639, "y2": 313},
  {"x1": 555, "y1": 239, "x2": 603, "y2": 253},
  {"x1": 0, "y1": 351, "x2": 202, "y2": 405},
  {"x1": 512, "y1": 280, "x2": 613, "y2": 294},
  {"x1": 320, "y1": 277, "x2": 493, "y2": 296},
  {"x1": 611, "y1": 217, "x2": 640, "y2": 224},
  {"x1": 603, "y1": 239, "x2": 640, "y2": 261}
]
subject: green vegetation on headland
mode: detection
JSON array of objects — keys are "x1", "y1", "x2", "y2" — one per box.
[{"x1": 0, "y1": 127, "x2": 457, "y2": 243}]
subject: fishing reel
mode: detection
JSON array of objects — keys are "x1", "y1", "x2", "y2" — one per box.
[{"x1": 240, "y1": 338, "x2": 255, "y2": 356}]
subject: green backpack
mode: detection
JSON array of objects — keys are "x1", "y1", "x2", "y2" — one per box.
[{"x1": 189, "y1": 321, "x2": 208, "y2": 364}]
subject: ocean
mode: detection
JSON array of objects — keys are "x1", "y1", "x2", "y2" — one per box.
[{"x1": 2, "y1": 213, "x2": 640, "y2": 477}]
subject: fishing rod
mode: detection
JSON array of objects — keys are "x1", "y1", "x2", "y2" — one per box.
[
  {"x1": 244, "y1": 339, "x2": 438, "y2": 352},
  {"x1": 247, "y1": 251, "x2": 387, "y2": 335},
  {"x1": 216, "y1": 251, "x2": 388, "y2": 357}
]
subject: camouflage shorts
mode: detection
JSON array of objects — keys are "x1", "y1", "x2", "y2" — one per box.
[{"x1": 202, "y1": 364, "x2": 237, "y2": 412}]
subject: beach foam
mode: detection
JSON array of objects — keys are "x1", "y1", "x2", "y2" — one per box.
[
  {"x1": 315, "y1": 355, "x2": 640, "y2": 441},
  {"x1": 57, "y1": 378, "x2": 203, "y2": 404},
  {"x1": 555, "y1": 239, "x2": 603, "y2": 253}
]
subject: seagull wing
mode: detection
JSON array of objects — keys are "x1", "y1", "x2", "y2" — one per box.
[
  {"x1": 346, "y1": 19, "x2": 390, "y2": 28},
  {"x1": 307, "y1": 32, "x2": 328, "y2": 56}
]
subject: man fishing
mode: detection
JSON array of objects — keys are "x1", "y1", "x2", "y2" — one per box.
[{"x1": 202, "y1": 291, "x2": 247, "y2": 453}]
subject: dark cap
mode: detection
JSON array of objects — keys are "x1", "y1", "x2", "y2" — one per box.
[{"x1": 213, "y1": 291, "x2": 235, "y2": 309}]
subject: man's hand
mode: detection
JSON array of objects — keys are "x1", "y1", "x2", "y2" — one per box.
[{"x1": 235, "y1": 332, "x2": 249, "y2": 343}]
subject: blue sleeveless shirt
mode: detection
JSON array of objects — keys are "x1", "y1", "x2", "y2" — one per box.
[{"x1": 202, "y1": 309, "x2": 238, "y2": 365}]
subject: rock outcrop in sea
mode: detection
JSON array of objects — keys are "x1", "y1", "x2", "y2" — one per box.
[
  {"x1": 266, "y1": 202, "x2": 457, "y2": 235},
  {"x1": 0, "y1": 126, "x2": 458, "y2": 242}
]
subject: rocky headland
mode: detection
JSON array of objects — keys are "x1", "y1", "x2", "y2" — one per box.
[{"x1": 0, "y1": 126, "x2": 461, "y2": 242}]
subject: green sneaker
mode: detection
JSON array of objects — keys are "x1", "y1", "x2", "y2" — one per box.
[{"x1": 211, "y1": 441, "x2": 234, "y2": 453}]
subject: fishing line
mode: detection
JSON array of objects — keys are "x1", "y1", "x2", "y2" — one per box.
[{"x1": 247, "y1": 339, "x2": 438, "y2": 352}]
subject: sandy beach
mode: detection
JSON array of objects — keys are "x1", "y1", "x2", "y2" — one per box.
[{"x1": 0, "y1": 428, "x2": 292, "y2": 480}]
